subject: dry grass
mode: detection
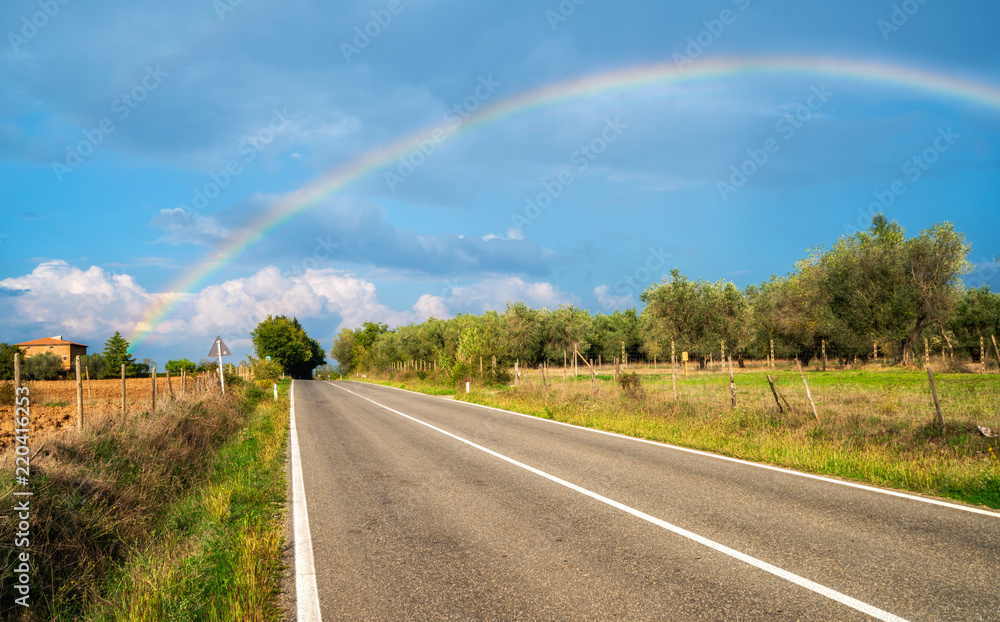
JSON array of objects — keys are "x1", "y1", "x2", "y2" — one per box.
[{"x1": 0, "y1": 379, "x2": 261, "y2": 620}]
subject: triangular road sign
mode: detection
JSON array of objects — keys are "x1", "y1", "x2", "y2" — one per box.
[{"x1": 208, "y1": 337, "x2": 231, "y2": 357}]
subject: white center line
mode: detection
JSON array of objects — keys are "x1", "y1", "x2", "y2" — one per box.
[
  {"x1": 292, "y1": 381, "x2": 322, "y2": 621},
  {"x1": 331, "y1": 382, "x2": 910, "y2": 622}
]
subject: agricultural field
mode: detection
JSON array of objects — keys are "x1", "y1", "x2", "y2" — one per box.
[{"x1": 0, "y1": 374, "x2": 222, "y2": 451}]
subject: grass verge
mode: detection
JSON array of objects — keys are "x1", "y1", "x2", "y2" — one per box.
[{"x1": 1, "y1": 377, "x2": 289, "y2": 621}]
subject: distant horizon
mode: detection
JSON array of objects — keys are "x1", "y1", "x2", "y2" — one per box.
[{"x1": 2, "y1": 0, "x2": 998, "y2": 367}]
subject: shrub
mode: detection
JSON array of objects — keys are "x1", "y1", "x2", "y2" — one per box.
[
  {"x1": 23, "y1": 352, "x2": 63, "y2": 380},
  {"x1": 617, "y1": 372, "x2": 644, "y2": 399}
]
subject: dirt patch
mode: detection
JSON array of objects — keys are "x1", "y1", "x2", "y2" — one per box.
[{"x1": 0, "y1": 376, "x2": 222, "y2": 451}]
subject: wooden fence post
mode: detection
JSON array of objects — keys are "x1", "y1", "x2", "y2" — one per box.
[
  {"x1": 167, "y1": 369, "x2": 175, "y2": 399},
  {"x1": 821, "y1": 340, "x2": 827, "y2": 372},
  {"x1": 590, "y1": 359, "x2": 595, "y2": 394},
  {"x1": 151, "y1": 367, "x2": 157, "y2": 414},
  {"x1": 926, "y1": 366, "x2": 945, "y2": 436},
  {"x1": 924, "y1": 337, "x2": 929, "y2": 366},
  {"x1": 727, "y1": 356, "x2": 736, "y2": 409},
  {"x1": 14, "y1": 353, "x2": 20, "y2": 391},
  {"x1": 121, "y1": 364, "x2": 126, "y2": 416},
  {"x1": 181, "y1": 369, "x2": 186, "y2": 395},
  {"x1": 796, "y1": 359, "x2": 819, "y2": 422},
  {"x1": 671, "y1": 341, "x2": 677, "y2": 401},
  {"x1": 770, "y1": 339, "x2": 775, "y2": 371},
  {"x1": 75, "y1": 355, "x2": 84, "y2": 429},
  {"x1": 992, "y1": 335, "x2": 1000, "y2": 372},
  {"x1": 981, "y1": 336, "x2": 986, "y2": 374}
]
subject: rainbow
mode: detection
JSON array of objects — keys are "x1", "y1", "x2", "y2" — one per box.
[{"x1": 127, "y1": 55, "x2": 1000, "y2": 351}]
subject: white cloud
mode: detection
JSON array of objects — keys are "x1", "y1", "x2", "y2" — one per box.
[
  {"x1": 447, "y1": 277, "x2": 576, "y2": 313},
  {"x1": 148, "y1": 208, "x2": 230, "y2": 245},
  {"x1": 0, "y1": 261, "x2": 156, "y2": 338},
  {"x1": 0, "y1": 262, "x2": 454, "y2": 346},
  {"x1": 593, "y1": 284, "x2": 634, "y2": 312}
]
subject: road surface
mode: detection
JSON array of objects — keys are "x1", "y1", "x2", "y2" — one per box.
[{"x1": 288, "y1": 380, "x2": 1000, "y2": 621}]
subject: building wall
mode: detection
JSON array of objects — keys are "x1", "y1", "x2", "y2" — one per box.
[{"x1": 22, "y1": 343, "x2": 88, "y2": 372}]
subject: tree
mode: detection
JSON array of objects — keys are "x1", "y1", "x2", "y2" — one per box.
[
  {"x1": 350, "y1": 321, "x2": 389, "y2": 371},
  {"x1": 330, "y1": 329, "x2": 356, "y2": 372},
  {"x1": 250, "y1": 315, "x2": 326, "y2": 379},
  {"x1": 949, "y1": 287, "x2": 1000, "y2": 359},
  {"x1": 639, "y1": 269, "x2": 748, "y2": 366},
  {"x1": 102, "y1": 331, "x2": 137, "y2": 378},
  {"x1": 79, "y1": 353, "x2": 106, "y2": 379},
  {"x1": 0, "y1": 343, "x2": 27, "y2": 380},
  {"x1": 23, "y1": 352, "x2": 62, "y2": 380},
  {"x1": 165, "y1": 358, "x2": 197, "y2": 375},
  {"x1": 789, "y1": 216, "x2": 970, "y2": 362}
]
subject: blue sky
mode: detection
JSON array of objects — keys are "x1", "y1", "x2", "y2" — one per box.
[{"x1": 1, "y1": 0, "x2": 998, "y2": 366}]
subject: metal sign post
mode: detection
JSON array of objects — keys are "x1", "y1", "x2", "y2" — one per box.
[{"x1": 208, "y1": 336, "x2": 232, "y2": 394}]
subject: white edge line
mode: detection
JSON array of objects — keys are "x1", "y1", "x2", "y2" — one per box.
[
  {"x1": 338, "y1": 381, "x2": 1000, "y2": 519},
  {"x1": 291, "y1": 380, "x2": 322, "y2": 621},
  {"x1": 330, "y1": 383, "x2": 910, "y2": 622}
]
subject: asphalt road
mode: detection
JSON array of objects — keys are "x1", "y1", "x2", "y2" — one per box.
[{"x1": 289, "y1": 380, "x2": 1000, "y2": 621}]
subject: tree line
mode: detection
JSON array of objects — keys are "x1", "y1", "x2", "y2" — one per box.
[{"x1": 332, "y1": 217, "x2": 999, "y2": 378}]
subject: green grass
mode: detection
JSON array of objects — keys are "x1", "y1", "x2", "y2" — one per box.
[
  {"x1": 348, "y1": 366, "x2": 1000, "y2": 509},
  {"x1": 0, "y1": 377, "x2": 289, "y2": 621},
  {"x1": 85, "y1": 381, "x2": 289, "y2": 621}
]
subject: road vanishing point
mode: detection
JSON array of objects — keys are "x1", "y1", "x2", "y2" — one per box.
[{"x1": 288, "y1": 380, "x2": 1000, "y2": 621}]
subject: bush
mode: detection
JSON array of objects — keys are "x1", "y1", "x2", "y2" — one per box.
[
  {"x1": 617, "y1": 372, "x2": 644, "y2": 399},
  {"x1": 165, "y1": 358, "x2": 197, "y2": 375},
  {"x1": 76, "y1": 353, "x2": 105, "y2": 380},
  {"x1": 24, "y1": 352, "x2": 63, "y2": 380}
]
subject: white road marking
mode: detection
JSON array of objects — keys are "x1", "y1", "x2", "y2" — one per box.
[
  {"x1": 331, "y1": 383, "x2": 911, "y2": 622},
  {"x1": 355, "y1": 381, "x2": 1000, "y2": 519},
  {"x1": 291, "y1": 381, "x2": 323, "y2": 621}
]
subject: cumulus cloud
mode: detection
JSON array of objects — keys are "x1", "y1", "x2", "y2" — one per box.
[
  {"x1": 445, "y1": 277, "x2": 577, "y2": 313},
  {"x1": 0, "y1": 261, "x2": 157, "y2": 338},
  {"x1": 593, "y1": 284, "x2": 634, "y2": 312},
  {"x1": 148, "y1": 208, "x2": 231, "y2": 245},
  {"x1": 0, "y1": 262, "x2": 453, "y2": 347}
]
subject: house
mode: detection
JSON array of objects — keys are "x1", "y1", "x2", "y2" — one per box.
[{"x1": 15, "y1": 336, "x2": 88, "y2": 373}]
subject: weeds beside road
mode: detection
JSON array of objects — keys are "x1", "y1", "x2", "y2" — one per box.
[{"x1": 0, "y1": 377, "x2": 289, "y2": 621}]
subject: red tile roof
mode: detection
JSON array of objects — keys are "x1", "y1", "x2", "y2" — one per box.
[{"x1": 15, "y1": 337, "x2": 88, "y2": 348}]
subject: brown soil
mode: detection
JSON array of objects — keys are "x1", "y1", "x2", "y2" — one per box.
[{"x1": 0, "y1": 375, "x2": 221, "y2": 451}]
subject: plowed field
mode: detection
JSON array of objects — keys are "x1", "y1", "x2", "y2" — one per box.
[{"x1": 0, "y1": 375, "x2": 221, "y2": 450}]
